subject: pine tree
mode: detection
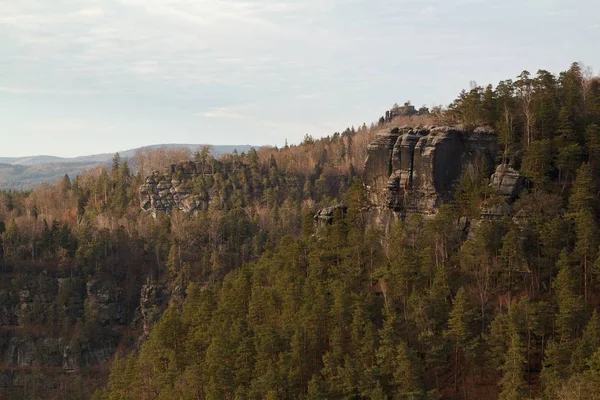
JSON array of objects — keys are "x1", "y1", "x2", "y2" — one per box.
[
  {"x1": 62, "y1": 173, "x2": 72, "y2": 192},
  {"x1": 306, "y1": 375, "x2": 329, "y2": 400},
  {"x1": 428, "y1": 265, "x2": 451, "y2": 329},
  {"x1": 554, "y1": 251, "x2": 582, "y2": 342},
  {"x1": 393, "y1": 341, "x2": 424, "y2": 399},
  {"x1": 498, "y1": 332, "x2": 526, "y2": 400},
  {"x1": 376, "y1": 305, "x2": 399, "y2": 385},
  {"x1": 570, "y1": 310, "x2": 600, "y2": 373},
  {"x1": 444, "y1": 287, "x2": 473, "y2": 394},
  {"x1": 542, "y1": 252, "x2": 584, "y2": 394},
  {"x1": 499, "y1": 223, "x2": 525, "y2": 291},
  {"x1": 521, "y1": 139, "x2": 553, "y2": 188},
  {"x1": 585, "y1": 124, "x2": 600, "y2": 174},
  {"x1": 486, "y1": 311, "x2": 510, "y2": 371},
  {"x1": 569, "y1": 163, "x2": 595, "y2": 214},
  {"x1": 573, "y1": 209, "x2": 598, "y2": 306}
]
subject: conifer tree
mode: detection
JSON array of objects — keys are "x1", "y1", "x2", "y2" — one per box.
[
  {"x1": 570, "y1": 310, "x2": 600, "y2": 373},
  {"x1": 585, "y1": 124, "x2": 600, "y2": 173},
  {"x1": 392, "y1": 341, "x2": 424, "y2": 399},
  {"x1": 499, "y1": 332, "x2": 527, "y2": 400},
  {"x1": 376, "y1": 305, "x2": 400, "y2": 386},
  {"x1": 444, "y1": 287, "x2": 473, "y2": 394},
  {"x1": 554, "y1": 251, "x2": 583, "y2": 342}
]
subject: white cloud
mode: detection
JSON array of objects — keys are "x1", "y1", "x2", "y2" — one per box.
[
  {"x1": 200, "y1": 107, "x2": 245, "y2": 119},
  {"x1": 0, "y1": 86, "x2": 93, "y2": 95},
  {"x1": 71, "y1": 8, "x2": 105, "y2": 18},
  {"x1": 2, "y1": 0, "x2": 600, "y2": 157},
  {"x1": 296, "y1": 93, "x2": 320, "y2": 100},
  {"x1": 24, "y1": 117, "x2": 88, "y2": 132},
  {"x1": 0, "y1": 86, "x2": 41, "y2": 95}
]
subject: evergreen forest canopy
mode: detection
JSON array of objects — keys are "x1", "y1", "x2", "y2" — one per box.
[{"x1": 1, "y1": 62, "x2": 600, "y2": 399}]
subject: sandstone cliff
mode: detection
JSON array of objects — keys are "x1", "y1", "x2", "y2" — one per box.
[
  {"x1": 0, "y1": 264, "x2": 167, "y2": 397},
  {"x1": 363, "y1": 125, "x2": 517, "y2": 220},
  {"x1": 139, "y1": 160, "x2": 214, "y2": 215}
]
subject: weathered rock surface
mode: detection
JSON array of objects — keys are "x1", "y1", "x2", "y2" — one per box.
[
  {"x1": 0, "y1": 267, "x2": 152, "y2": 396},
  {"x1": 139, "y1": 160, "x2": 216, "y2": 214},
  {"x1": 364, "y1": 125, "x2": 501, "y2": 217},
  {"x1": 86, "y1": 279, "x2": 126, "y2": 326},
  {"x1": 136, "y1": 278, "x2": 168, "y2": 337},
  {"x1": 480, "y1": 164, "x2": 525, "y2": 218},
  {"x1": 3, "y1": 336, "x2": 63, "y2": 367},
  {"x1": 314, "y1": 204, "x2": 348, "y2": 227},
  {"x1": 383, "y1": 102, "x2": 429, "y2": 123},
  {"x1": 489, "y1": 164, "x2": 524, "y2": 199}
]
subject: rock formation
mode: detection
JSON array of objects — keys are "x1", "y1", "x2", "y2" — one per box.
[
  {"x1": 363, "y1": 125, "x2": 501, "y2": 219},
  {"x1": 314, "y1": 204, "x2": 348, "y2": 228},
  {"x1": 0, "y1": 265, "x2": 167, "y2": 395},
  {"x1": 489, "y1": 164, "x2": 524, "y2": 199},
  {"x1": 136, "y1": 278, "x2": 168, "y2": 337},
  {"x1": 383, "y1": 102, "x2": 429, "y2": 123},
  {"x1": 480, "y1": 164, "x2": 525, "y2": 218},
  {"x1": 140, "y1": 160, "x2": 211, "y2": 215}
]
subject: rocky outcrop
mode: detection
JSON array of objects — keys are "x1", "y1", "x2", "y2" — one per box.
[
  {"x1": 364, "y1": 125, "x2": 500, "y2": 217},
  {"x1": 86, "y1": 279, "x2": 127, "y2": 326},
  {"x1": 3, "y1": 336, "x2": 63, "y2": 368},
  {"x1": 481, "y1": 164, "x2": 525, "y2": 218},
  {"x1": 136, "y1": 279, "x2": 168, "y2": 337},
  {"x1": 489, "y1": 164, "x2": 524, "y2": 199},
  {"x1": 0, "y1": 268, "x2": 147, "y2": 396},
  {"x1": 140, "y1": 160, "x2": 210, "y2": 214},
  {"x1": 383, "y1": 102, "x2": 429, "y2": 123},
  {"x1": 314, "y1": 204, "x2": 348, "y2": 228}
]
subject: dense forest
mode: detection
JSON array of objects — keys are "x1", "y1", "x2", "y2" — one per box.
[{"x1": 1, "y1": 62, "x2": 600, "y2": 399}]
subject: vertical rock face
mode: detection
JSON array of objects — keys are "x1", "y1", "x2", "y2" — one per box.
[
  {"x1": 481, "y1": 164, "x2": 525, "y2": 218},
  {"x1": 0, "y1": 268, "x2": 152, "y2": 396},
  {"x1": 364, "y1": 125, "x2": 500, "y2": 216},
  {"x1": 86, "y1": 279, "x2": 126, "y2": 326},
  {"x1": 137, "y1": 279, "x2": 167, "y2": 336},
  {"x1": 489, "y1": 164, "x2": 524, "y2": 199},
  {"x1": 363, "y1": 128, "x2": 402, "y2": 208}
]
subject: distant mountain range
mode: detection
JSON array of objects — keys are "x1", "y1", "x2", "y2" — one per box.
[{"x1": 0, "y1": 144, "x2": 255, "y2": 190}]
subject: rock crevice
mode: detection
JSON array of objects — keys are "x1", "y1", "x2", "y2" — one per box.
[{"x1": 363, "y1": 125, "x2": 501, "y2": 217}]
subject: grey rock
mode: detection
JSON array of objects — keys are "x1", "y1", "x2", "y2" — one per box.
[
  {"x1": 80, "y1": 340, "x2": 116, "y2": 366},
  {"x1": 0, "y1": 291, "x2": 18, "y2": 325},
  {"x1": 490, "y1": 164, "x2": 524, "y2": 198},
  {"x1": 138, "y1": 279, "x2": 167, "y2": 336},
  {"x1": 363, "y1": 125, "x2": 500, "y2": 218},
  {"x1": 481, "y1": 202, "x2": 513, "y2": 218},
  {"x1": 62, "y1": 343, "x2": 78, "y2": 371},
  {"x1": 0, "y1": 371, "x2": 13, "y2": 388},
  {"x1": 4, "y1": 337, "x2": 36, "y2": 367},
  {"x1": 364, "y1": 127, "x2": 403, "y2": 207},
  {"x1": 39, "y1": 338, "x2": 63, "y2": 366},
  {"x1": 314, "y1": 204, "x2": 348, "y2": 227},
  {"x1": 86, "y1": 280, "x2": 126, "y2": 325},
  {"x1": 140, "y1": 158, "x2": 242, "y2": 215}
]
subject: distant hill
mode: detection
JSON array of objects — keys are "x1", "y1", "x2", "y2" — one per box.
[{"x1": 0, "y1": 144, "x2": 255, "y2": 190}]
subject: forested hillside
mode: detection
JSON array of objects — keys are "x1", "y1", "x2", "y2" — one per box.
[
  {"x1": 1, "y1": 62, "x2": 600, "y2": 399},
  {"x1": 0, "y1": 144, "x2": 254, "y2": 190}
]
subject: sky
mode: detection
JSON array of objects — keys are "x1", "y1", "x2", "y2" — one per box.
[{"x1": 1, "y1": 0, "x2": 599, "y2": 158}]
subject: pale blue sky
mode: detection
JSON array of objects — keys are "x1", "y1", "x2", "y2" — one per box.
[{"x1": 1, "y1": 0, "x2": 598, "y2": 157}]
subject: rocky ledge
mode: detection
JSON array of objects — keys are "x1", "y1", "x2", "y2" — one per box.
[
  {"x1": 314, "y1": 204, "x2": 348, "y2": 227},
  {"x1": 363, "y1": 125, "x2": 522, "y2": 219}
]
